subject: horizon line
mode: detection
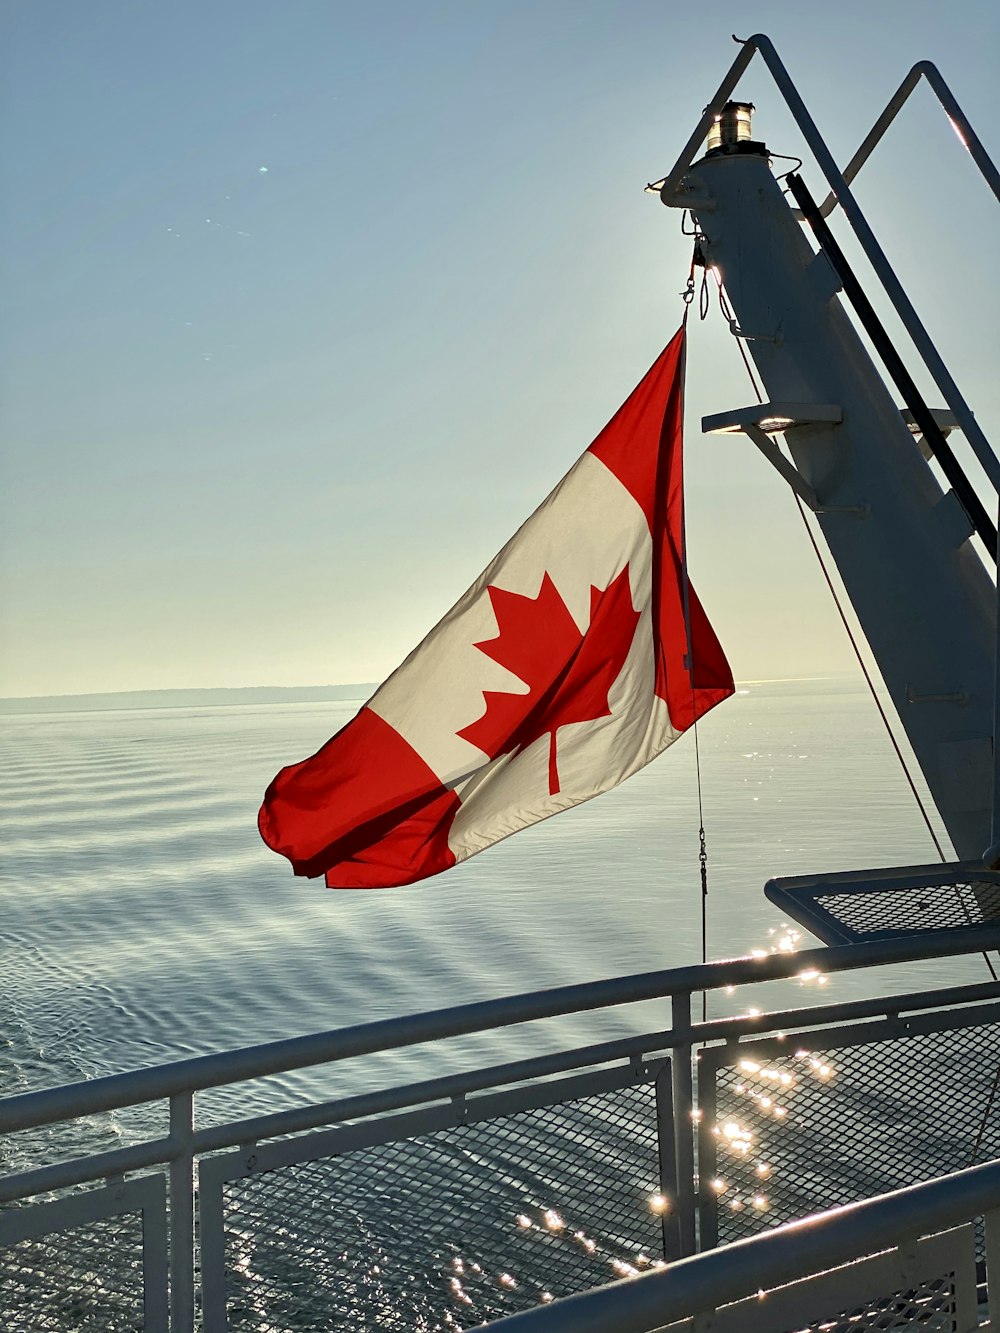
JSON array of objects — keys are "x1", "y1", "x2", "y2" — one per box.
[{"x1": 0, "y1": 675, "x2": 855, "y2": 707}]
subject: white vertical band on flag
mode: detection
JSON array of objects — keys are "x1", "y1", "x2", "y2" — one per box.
[{"x1": 369, "y1": 452, "x2": 652, "y2": 780}]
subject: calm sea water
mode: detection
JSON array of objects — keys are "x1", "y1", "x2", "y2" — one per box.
[{"x1": 0, "y1": 677, "x2": 985, "y2": 1162}]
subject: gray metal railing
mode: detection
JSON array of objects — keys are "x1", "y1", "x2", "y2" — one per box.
[
  {"x1": 488, "y1": 1159, "x2": 1000, "y2": 1330},
  {"x1": 4, "y1": 926, "x2": 1000, "y2": 1330}
]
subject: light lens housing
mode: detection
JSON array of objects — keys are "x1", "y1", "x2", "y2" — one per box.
[{"x1": 706, "y1": 101, "x2": 755, "y2": 152}]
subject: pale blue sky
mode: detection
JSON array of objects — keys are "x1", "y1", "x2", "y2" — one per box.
[{"x1": 2, "y1": 1, "x2": 997, "y2": 696}]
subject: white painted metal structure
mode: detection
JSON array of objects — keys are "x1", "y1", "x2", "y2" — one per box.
[
  {"x1": 654, "y1": 35, "x2": 999, "y2": 492},
  {"x1": 658, "y1": 36, "x2": 1000, "y2": 860},
  {"x1": 3, "y1": 35, "x2": 1000, "y2": 1333},
  {"x1": 699, "y1": 141, "x2": 996, "y2": 856}
]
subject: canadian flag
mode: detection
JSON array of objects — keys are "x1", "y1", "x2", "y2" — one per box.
[{"x1": 259, "y1": 327, "x2": 733, "y2": 888}]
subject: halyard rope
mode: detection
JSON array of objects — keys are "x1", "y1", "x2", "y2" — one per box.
[
  {"x1": 713, "y1": 268, "x2": 1000, "y2": 1162},
  {"x1": 680, "y1": 244, "x2": 713, "y2": 1020}
]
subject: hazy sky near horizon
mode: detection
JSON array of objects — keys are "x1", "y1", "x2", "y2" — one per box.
[{"x1": 2, "y1": 1, "x2": 998, "y2": 697}]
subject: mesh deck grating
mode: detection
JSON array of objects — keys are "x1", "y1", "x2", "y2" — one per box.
[
  {"x1": 221, "y1": 1082, "x2": 662, "y2": 1330},
  {"x1": 0, "y1": 1209, "x2": 146, "y2": 1332},
  {"x1": 765, "y1": 865, "x2": 1000, "y2": 944},
  {"x1": 815, "y1": 880, "x2": 1000, "y2": 939}
]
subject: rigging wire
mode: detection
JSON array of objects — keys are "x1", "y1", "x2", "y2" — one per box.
[
  {"x1": 769, "y1": 151, "x2": 804, "y2": 183},
  {"x1": 680, "y1": 236, "x2": 713, "y2": 1021},
  {"x1": 971, "y1": 1061, "x2": 1000, "y2": 1165},
  {"x1": 791, "y1": 489, "x2": 960, "y2": 868},
  {"x1": 714, "y1": 273, "x2": 1000, "y2": 995},
  {"x1": 714, "y1": 278, "x2": 952, "y2": 857},
  {"x1": 701, "y1": 201, "x2": 1000, "y2": 1168},
  {"x1": 693, "y1": 723, "x2": 709, "y2": 1022}
]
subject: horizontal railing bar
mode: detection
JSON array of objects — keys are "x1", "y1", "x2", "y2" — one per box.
[
  {"x1": 2, "y1": 977, "x2": 994, "y2": 1205},
  {"x1": 5, "y1": 978, "x2": 988, "y2": 1185},
  {"x1": 193, "y1": 1037, "x2": 668, "y2": 1153},
  {"x1": 228, "y1": 1065, "x2": 640, "y2": 1182},
  {"x1": 199, "y1": 1101, "x2": 476, "y2": 1189},
  {"x1": 703, "y1": 1001, "x2": 1000, "y2": 1074},
  {"x1": 0, "y1": 1136, "x2": 179, "y2": 1203},
  {"x1": 192, "y1": 979, "x2": 997, "y2": 1152},
  {"x1": 778, "y1": 997, "x2": 1000, "y2": 1054},
  {"x1": 690, "y1": 979, "x2": 1000, "y2": 1046},
  {"x1": 489, "y1": 1159, "x2": 1000, "y2": 1330},
  {"x1": 0, "y1": 1174, "x2": 167, "y2": 1250},
  {"x1": 4, "y1": 927, "x2": 1000, "y2": 1133}
]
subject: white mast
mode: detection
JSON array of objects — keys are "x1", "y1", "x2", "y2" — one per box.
[{"x1": 666, "y1": 83, "x2": 997, "y2": 860}]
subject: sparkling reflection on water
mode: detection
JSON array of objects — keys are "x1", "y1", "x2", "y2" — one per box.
[{"x1": 0, "y1": 679, "x2": 988, "y2": 1325}]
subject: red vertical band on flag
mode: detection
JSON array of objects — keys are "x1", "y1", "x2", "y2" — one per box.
[
  {"x1": 258, "y1": 707, "x2": 458, "y2": 887},
  {"x1": 588, "y1": 327, "x2": 733, "y2": 731}
]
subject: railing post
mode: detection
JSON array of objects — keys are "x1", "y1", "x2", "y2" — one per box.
[
  {"x1": 986, "y1": 1207, "x2": 1000, "y2": 1327},
  {"x1": 169, "y1": 1092, "x2": 195, "y2": 1333},
  {"x1": 696, "y1": 1048, "x2": 719, "y2": 1251},
  {"x1": 654, "y1": 1060, "x2": 680, "y2": 1261},
  {"x1": 671, "y1": 992, "x2": 697, "y2": 1256}
]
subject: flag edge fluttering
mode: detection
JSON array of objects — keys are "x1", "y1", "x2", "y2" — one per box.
[{"x1": 259, "y1": 325, "x2": 734, "y2": 889}]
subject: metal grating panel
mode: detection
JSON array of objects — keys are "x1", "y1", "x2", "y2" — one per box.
[
  {"x1": 706, "y1": 1021, "x2": 1000, "y2": 1248},
  {"x1": 814, "y1": 881, "x2": 1000, "y2": 939},
  {"x1": 656, "y1": 1225, "x2": 977, "y2": 1332},
  {"x1": 765, "y1": 863, "x2": 1000, "y2": 944},
  {"x1": 221, "y1": 1083, "x2": 662, "y2": 1330},
  {"x1": 0, "y1": 1210, "x2": 145, "y2": 1332},
  {"x1": 657, "y1": 1272, "x2": 963, "y2": 1333},
  {"x1": 788, "y1": 1274, "x2": 959, "y2": 1332}
]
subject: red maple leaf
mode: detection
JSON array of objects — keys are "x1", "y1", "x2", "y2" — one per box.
[{"x1": 457, "y1": 566, "x2": 641, "y2": 795}]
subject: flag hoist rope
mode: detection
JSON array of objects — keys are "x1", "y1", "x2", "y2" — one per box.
[{"x1": 679, "y1": 262, "x2": 712, "y2": 1021}]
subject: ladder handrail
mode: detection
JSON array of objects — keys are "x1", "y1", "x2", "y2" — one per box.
[
  {"x1": 655, "y1": 34, "x2": 1000, "y2": 495},
  {"x1": 811, "y1": 59, "x2": 1000, "y2": 218}
]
